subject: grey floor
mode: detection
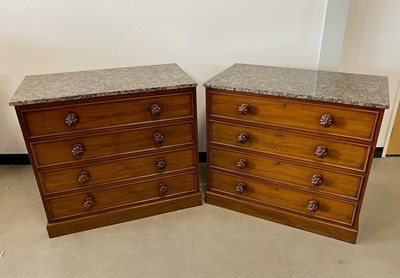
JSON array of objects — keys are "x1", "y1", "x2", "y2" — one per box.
[{"x1": 0, "y1": 158, "x2": 399, "y2": 278}]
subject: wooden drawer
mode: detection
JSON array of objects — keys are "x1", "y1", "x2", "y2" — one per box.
[
  {"x1": 23, "y1": 92, "x2": 193, "y2": 137},
  {"x1": 210, "y1": 121, "x2": 370, "y2": 171},
  {"x1": 210, "y1": 148, "x2": 363, "y2": 200},
  {"x1": 32, "y1": 122, "x2": 194, "y2": 167},
  {"x1": 209, "y1": 91, "x2": 378, "y2": 141},
  {"x1": 40, "y1": 148, "x2": 196, "y2": 194},
  {"x1": 210, "y1": 171, "x2": 356, "y2": 225},
  {"x1": 47, "y1": 172, "x2": 197, "y2": 221}
]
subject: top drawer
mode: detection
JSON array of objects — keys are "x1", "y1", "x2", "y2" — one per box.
[
  {"x1": 209, "y1": 90, "x2": 379, "y2": 141},
  {"x1": 22, "y1": 92, "x2": 194, "y2": 138}
]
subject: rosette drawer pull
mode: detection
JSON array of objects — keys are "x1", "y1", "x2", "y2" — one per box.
[
  {"x1": 150, "y1": 104, "x2": 162, "y2": 116},
  {"x1": 237, "y1": 132, "x2": 249, "y2": 144},
  {"x1": 236, "y1": 182, "x2": 247, "y2": 194},
  {"x1": 238, "y1": 103, "x2": 250, "y2": 115},
  {"x1": 315, "y1": 145, "x2": 328, "y2": 159},
  {"x1": 65, "y1": 113, "x2": 79, "y2": 127},
  {"x1": 307, "y1": 200, "x2": 319, "y2": 212},
  {"x1": 320, "y1": 114, "x2": 334, "y2": 128},
  {"x1": 72, "y1": 143, "x2": 84, "y2": 156}
]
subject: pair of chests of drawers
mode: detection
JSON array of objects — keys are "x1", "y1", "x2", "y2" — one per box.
[
  {"x1": 207, "y1": 90, "x2": 379, "y2": 227},
  {"x1": 18, "y1": 91, "x2": 198, "y2": 222}
]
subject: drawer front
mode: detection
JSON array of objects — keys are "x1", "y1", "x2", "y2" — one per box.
[
  {"x1": 40, "y1": 148, "x2": 196, "y2": 194},
  {"x1": 210, "y1": 171, "x2": 356, "y2": 225},
  {"x1": 210, "y1": 91, "x2": 378, "y2": 141},
  {"x1": 210, "y1": 121, "x2": 370, "y2": 171},
  {"x1": 24, "y1": 92, "x2": 193, "y2": 137},
  {"x1": 32, "y1": 122, "x2": 194, "y2": 167},
  {"x1": 210, "y1": 148, "x2": 363, "y2": 199},
  {"x1": 48, "y1": 172, "x2": 197, "y2": 220}
]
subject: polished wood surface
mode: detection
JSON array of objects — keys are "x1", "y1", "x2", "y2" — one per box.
[
  {"x1": 206, "y1": 88, "x2": 385, "y2": 243},
  {"x1": 210, "y1": 90, "x2": 378, "y2": 141},
  {"x1": 210, "y1": 121, "x2": 370, "y2": 171},
  {"x1": 32, "y1": 121, "x2": 194, "y2": 167},
  {"x1": 210, "y1": 171, "x2": 356, "y2": 225},
  {"x1": 41, "y1": 148, "x2": 196, "y2": 194},
  {"x1": 48, "y1": 172, "x2": 197, "y2": 220},
  {"x1": 210, "y1": 147, "x2": 363, "y2": 199},
  {"x1": 24, "y1": 91, "x2": 193, "y2": 138},
  {"x1": 15, "y1": 88, "x2": 201, "y2": 237}
]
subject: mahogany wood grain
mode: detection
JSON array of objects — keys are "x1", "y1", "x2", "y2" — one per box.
[
  {"x1": 47, "y1": 193, "x2": 202, "y2": 238},
  {"x1": 23, "y1": 92, "x2": 193, "y2": 138},
  {"x1": 48, "y1": 172, "x2": 197, "y2": 220},
  {"x1": 210, "y1": 147, "x2": 364, "y2": 200},
  {"x1": 210, "y1": 90, "x2": 378, "y2": 141},
  {"x1": 32, "y1": 122, "x2": 194, "y2": 167},
  {"x1": 210, "y1": 121, "x2": 370, "y2": 172},
  {"x1": 206, "y1": 192, "x2": 358, "y2": 243},
  {"x1": 40, "y1": 148, "x2": 196, "y2": 194},
  {"x1": 210, "y1": 171, "x2": 356, "y2": 225}
]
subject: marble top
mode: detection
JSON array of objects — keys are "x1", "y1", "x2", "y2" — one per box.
[
  {"x1": 9, "y1": 63, "x2": 197, "y2": 106},
  {"x1": 204, "y1": 63, "x2": 390, "y2": 109}
]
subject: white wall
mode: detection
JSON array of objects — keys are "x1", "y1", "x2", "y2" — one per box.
[
  {"x1": 0, "y1": 0, "x2": 328, "y2": 153},
  {"x1": 339, "y1": 0, "x2": 400, "y2": 147}
]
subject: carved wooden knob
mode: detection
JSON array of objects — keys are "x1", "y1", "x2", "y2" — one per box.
[
  {"x1": 320, "y1": 114, "x2": 334, "y2": 128},
  {"x1": 158, "y1": 183, "x2": 168, "y2": 195},
  {"x1": 238, "y1": 103, "x2": 250, "y2": 115},
  {"x1": 236, "y1": 159, "x2": 247, "y2": 169},
  {"x1": 65, "y1": 113, "x2": 79, "y2": 127},
  {"x1": 236, "y1": 182, "x2": 247, "y2": 194},
  {"x1": 72, "y1": 143, "x2": 84, "y2": 156},
  {"x1": 315, "y1": 145, "x2": 328, "y2": 159},
  {"x1": 237, "y1": 132, "x2": 249, "y2": 144},
  {"x1": 307, "y1": 200, "x2": 319, "y2": 212},
  {"x1": 150, "y1": 103, "x2": 162, "y2": 116},
  {"x1": 83, "y1": 196, "x2": 95, "y2": 210},
  {"x1": 311, "y1": 174, "x2": 323, "y2": 187},
  {"x1": 78, "y1": 171, "x2": 90, "y2": 184},
  {"x1": 156, "y1": 158, "x2": 167, "y2": 170},
  {"x1": 153, "y1": 132, "x2": 165, "y2": 144}
]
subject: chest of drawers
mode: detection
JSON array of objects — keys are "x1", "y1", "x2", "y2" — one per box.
[
  {"x1": 204, "y1": 64, "x2": 390, "y2": 243},
  {"x1": 10, "y1": 64, "x2": 202, "y2": 237}
]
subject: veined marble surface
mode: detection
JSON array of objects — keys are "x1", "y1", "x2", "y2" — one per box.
[
  {"x1": 10, "y1": 64, "x2": 197, "y2": 106},
  {"x1": 204, "y1": 63, "x2": 390, "y2": 109}
]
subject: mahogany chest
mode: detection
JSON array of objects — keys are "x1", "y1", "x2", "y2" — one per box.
[
  {"x1": 204, "y1": 64, "x2": 390, "y2": 243},
  {"x1": 10, "y1": 64, "x2": 202, "y2": 237}
]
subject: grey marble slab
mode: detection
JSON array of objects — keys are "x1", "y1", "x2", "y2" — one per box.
[
  {"x1": 204, "y1": 63, "x2": 390, "y2": 109},
  {"x1": 10, "y1": 63, "x2": 197, "y2": 106}
]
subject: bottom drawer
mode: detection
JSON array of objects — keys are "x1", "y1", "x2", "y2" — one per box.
[
  {"x1": 47, "y1": 172, "x2": 197, "y2": 221},
  {"x1": 210, "y1": 171, "x2": 356, "y2": 225}
]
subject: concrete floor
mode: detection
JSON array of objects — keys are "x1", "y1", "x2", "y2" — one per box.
[{"x1": 0, "y1": 158, "x2": 399, "y2": 278}]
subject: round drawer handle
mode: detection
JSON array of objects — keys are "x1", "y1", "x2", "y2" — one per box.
[
  {"x1": 65, "y1": 113, "x2": 79, "y2": 127},
  {"x1": 236, "y1": 158, "x2": 247, "y2": 169},
  {"x1": 153, "y1": 132, "x2": 165, "y2": 144},
  {"x1": 156, "y1": 158, "x2": 167, "y2": 170},
  {"x1": 83, "y1": 196, "x2": 95, "y2": 210},
  {"x1": 307, "y1": 200, "x2": 319, "y2": 212},
  {"x1": 315, "y1": 145, "x2": 328, "y2": 159},
  {"x1": 72, "y1": 143, "x2": 85, "y2": 156},
  {"x1": 311, "y1": 174, "x2": 323, "y2": 187},
  {"x1": 236, "y1": 182, "x2": 247, "y2": 194},
  {"x1": 150, "y1": 103, "x2": 162, "y2": 116},
  {"x1": 78, "y1": 171, "x2": 90, "y2": 184},
  {"x1": 237, "y1": 132, "x2": 249, "y2": 144},
  {"x1": 238, "y1": 103, "x2": 250, "y2": 115},
  {"x1": 158, "y1": 182, "x2": 168, "y2": 195},
  {"x1": 320, "y1": 114, "x2": 334, "y2": 128}
]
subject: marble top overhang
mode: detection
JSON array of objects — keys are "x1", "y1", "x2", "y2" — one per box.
[
  {"x1": 204, "y1": 63, "x2": 390, "y2": 109},
  {"x1": 10, "y1": 63, "x2": 197, "y2": 106}
]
